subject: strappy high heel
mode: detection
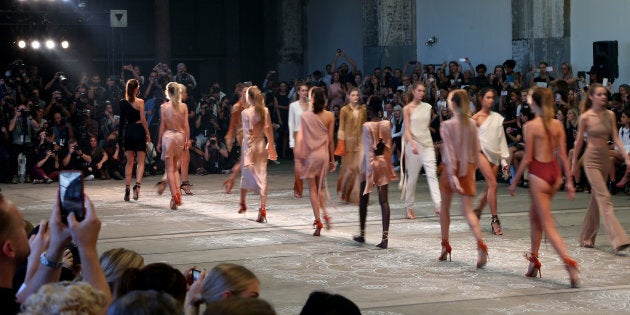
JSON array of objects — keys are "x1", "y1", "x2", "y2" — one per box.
[
  {"x1": 313, "y1": 220, "x2": 323, "y2": 236},
  {"x1": 133, "y1": 182, "x2": 141, "y2": 200},
  {"x1": 170, "y1": 193, "x2": 181, "y2": 210},
  {"x1": 376, "y1": 231, "x2": 389, "y2": 249},
  {"x1": 524, "y1": 252, "x2": 542, "y2": 278},
  {"x1": 155, "y1": 180, "x2": 166, "y2": 195},
  {"x1": 124, "y1": 186, "x2": 130, "y2": 201},
  {"x1": 223, "y1": 178, "x2": 233, "y2": 194},
  {"x1": 406, "y1": 208, "x2": 416, "y2": 220},
  {"x1": 439, "y1": 239, "x2": 452, "y2": 261},
  {"x1": 238, "y1": 202, "x2": 247, "y2": 214},
  {"x1": 563, "y1": 257, "x2": 580, "y2": 288},
  {"x1": 256, "y1": 207, "x2": 267, "y2": 223},
  {"x1": 476, "y1": 240, "x2": 489, "y2": 268},
  {"x1": 353, "y1": 233, "x2": 366, "y2": 243},
  {"x1": 491, "y1": 215, "x2": 503, "y2": 235},
  {"x1": 180, "y1": 181, "x2": 193, "y2": 195}
]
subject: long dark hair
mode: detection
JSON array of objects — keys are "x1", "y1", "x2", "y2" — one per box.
[
  {"x1": 125, "y1": 79, "x2": 139, "y2": 103},
  {"x1": 310, "y1": 87, "x2": 326, "y2": 113}
]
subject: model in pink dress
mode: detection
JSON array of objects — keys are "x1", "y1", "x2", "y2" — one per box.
[
  {"x1": 239, "y1": 86, "x2": 278, "y2": 223},
  {"x1": 294, "y1": 87, "x2": 336, "y2": 236},
  {"x1": 157, "y1": 82, "x2": 190, "y2": 210},
  {"x1": 353, "y1": 96, "x2": 397, "y2": 249}
]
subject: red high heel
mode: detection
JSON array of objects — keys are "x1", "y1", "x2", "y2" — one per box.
[
  {"x1": 223, "y1": 178, "x2": 233, "y2": 194},
  {"x1": 238, "y1": 202, "x2": 247, "y2": 214},
  {"x1": 524, "y1": 252, "x2": 542, "y2": 278},
  {"x1": 476, "y1": 240, "x2": 489, "y2": 268},
  {"x1": 313, "y1": 220, "x2": 323, "y2": 236},
  {"x1": 170, "y1": 193, "x2": 181, "y2": 210},
  {"x1": 256, "y1": 207, "x2": 267, "y2": 223},
  {"x1": 563, "y1": 257, "x2": 580, "y2": 288},
  {"x1": 439, "y1": 239, "x2": 452, "y2": 261}
]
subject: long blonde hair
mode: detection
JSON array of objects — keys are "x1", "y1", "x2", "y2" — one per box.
[
  {"x1": 165, "y1": 82, "x2": 181, "y2": 110},
  {"x1": 246, "y1": 86, "x2": 266, "y2": 121},
  {"x1": 201, "y1": 263, "x2": 259, "y2": 303},
  {"x1": 447, "y1": 89, "x2": 471, "y2": 125},
  {"x1": 530, "y1": 86, "x2": 554, "y2": 134}
]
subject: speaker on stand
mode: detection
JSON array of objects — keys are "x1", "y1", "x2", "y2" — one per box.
[{"x1": 593, "y1": 40, "x2": 618, "y2": 79}]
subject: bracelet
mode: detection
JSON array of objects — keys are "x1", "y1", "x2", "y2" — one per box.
[{"x1": 40, "y1": 251, "x2": 63, "y2": 269}]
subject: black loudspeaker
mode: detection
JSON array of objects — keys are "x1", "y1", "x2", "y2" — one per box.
[{"x1": 593, "y1": 40, "x2": 618, "y2": 78}]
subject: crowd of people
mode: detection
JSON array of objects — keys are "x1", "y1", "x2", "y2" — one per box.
[{"x1": 3, "y1": 49, "x2": 630, "y2": 313}]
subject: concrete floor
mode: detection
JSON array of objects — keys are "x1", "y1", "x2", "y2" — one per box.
[{"x1": 3, "y1": 161, "x2": 630, "y2": 314}]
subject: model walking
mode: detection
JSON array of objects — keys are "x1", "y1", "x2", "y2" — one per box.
[
  {"x1": 239, "y1": 86, "x2": 278, "y2": 222},
  {"x1": 437, "y1": 89, "x2": 488, "y2": 268},
  {"x1": 157, "y1": 82, "x2": 190, "y2": 209},
  {"x1": 223, "y1": 83, "x2": 248, "y2": 194},
  {"x1": 335, "y1": 87, "x2": 366, "y2": 204},
  {"x1": 472, "y1": 88, "x2": 510, "y2": 235},
  {"x1": 571, "y1": 83, "x2": 630, "y2": 253},
  {"x1": 118, "y1": 79, "x2": 151, "y2": 201},
  {"x1": 294, "y1": 87, "x2": 336, "y2": 236},
  {"x1": 508, "y1": 86, "x2": 579, "y2": 287},
  {"x1": 400, "y1": 81, "x2": 441, "y2": 219},
  {"x1": 353, "y1": 96, "x2": 397, "y2": 249},
  {"x1": 289, "y1": 82, "x2": 310, "y2": 198}
]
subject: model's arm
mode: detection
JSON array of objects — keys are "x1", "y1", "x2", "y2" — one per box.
[
  {"x1": 327, "y1": 111, "x2": 336, "y2": 171},
  {"x1": 157, "y1": 107, "x2": 166, "y2": 152},
  {"x1": 554, "y1": 121, "x2": 575, "y2": 198},
  {"x1": 288, "y1": 103, "x2": 297, "y2": 148},
  {"x1": 402, "y1": 106, "x2": 417, "y2": 153},
  {"x1": 264, "y1": 109, "x2": 277, "y2": 160},
  {"x1": 138, "y1": 99, "x2": 151, "y2": 142},
  {"x1": 571, "y1": 115, "x2": 587, "y2": 176}
]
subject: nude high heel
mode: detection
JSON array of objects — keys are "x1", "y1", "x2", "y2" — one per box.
[
  {"x1": 223, "y1": 178, "x2": 233, "y2": 194},
  {"x1": 563, "y1": 257, "x2": 580, "y2": 288},
  {"x1": 476, "y1": 240, "x2": 489, "y2": 268}
]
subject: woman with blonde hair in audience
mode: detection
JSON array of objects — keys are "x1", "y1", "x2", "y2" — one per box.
[
  {"x1": 21, "y1": 281, "x2": 107, "y2": 315},
  {"x1": 437, "y1": 89, "x2": 488, "y2": 268},
  {"x1": 239, "y1": 86, "x2": 278, "y2": 223},
  {"x1": 335, "y1": 87, "x2": 367, "y2": 204},
  {"x1": 571, "y1": 83, "x2": 630, "y2": 253},
  {"x1": 509, "y1": 86, "x2": 579, "y2": 287},
  {"x1": 185, "y1": 263, "x2": 260, "y2": 315},
  {"x1": 157, "y1": 82, "x2": 190, "y2": 210},
  {"x1": 99, "y1": 248, "x2": 144, "y2": 298}
]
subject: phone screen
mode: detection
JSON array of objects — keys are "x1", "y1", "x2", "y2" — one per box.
[
  {"x1": 192, "y1": 269, "x2": 201, "y2": 282},
  {"x1": 59, "y1": 171, "x2": 85, "y2": 224}
]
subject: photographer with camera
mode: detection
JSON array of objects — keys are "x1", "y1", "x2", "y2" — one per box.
[
  {"x1": 44, "y1": 90, "x2": 72, "y2": 122},
  {"x1": 62, "y1": 138, "x2": 88, "y2": 174},
  {"x1": 8, "y1": 103, "x2": 39, "y2": 183},
  {"x1": 204, "y1": 134, "x2": 231, "y2": 174},
  {"x1": 173, "y1": 63, "x2": 197, "y2": 93},
  {"x1": 32, "y1": 131, "x2": 60, "y2": 184},
  {"x1": 44, "y1": 72, "x2": 73, "y2": 99}
]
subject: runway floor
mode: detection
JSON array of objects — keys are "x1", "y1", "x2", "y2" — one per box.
[{"x1": 3, "y1": 161, "x2": 630, "y2": 314}]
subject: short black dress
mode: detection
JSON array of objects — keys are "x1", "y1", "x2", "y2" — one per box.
[{"x1": 118, "y1": 99, "x2": 147, "y2": 151}]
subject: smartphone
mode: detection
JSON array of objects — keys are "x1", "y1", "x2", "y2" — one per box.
[
  {"x1": 603, "y1": 78, "x2": 609, "y2": 86},
  {"x1": 192, "y1": 269, "x2": 201, "y2": 282},
  {"x1": 555, "y1": 94, "x2": 561, "y2": 101},
  {"x1": 459, "y1": 58, "x2": 466, "y2": 63},
  {"x1": 59, "y1": 171, "x2": 85, "y2": 224},
  {"x1": 336, "y1": 48, "x2": 342, "y2": 54},
  {"x1": 501, "y1": 90, "x2": 508, "y2": 96},
  {"x1": 546, "y1": 66, "x2": 553, "y2": 72}
]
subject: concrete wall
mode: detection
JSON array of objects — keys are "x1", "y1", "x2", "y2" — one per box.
[
  {"x1": 571, "y1": 0, "x2": 630, "y2": 88},
  {"x1": 306, "y1": 0, "x2": 364, "y2": 75},
  {"x1": 416, "y1": 0, "x2": 512, "y2": 68}
]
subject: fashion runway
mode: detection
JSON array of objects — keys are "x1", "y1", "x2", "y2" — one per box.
[{"x1": 4, "y1": 162, "x2": 630, "y2": 314}]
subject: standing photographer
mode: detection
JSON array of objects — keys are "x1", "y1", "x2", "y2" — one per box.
[
  {"x1": 173, "y1": 63, "x2": 197, "y2": 93},
  {"x1": 204, "y1": 134, "x2": 230, "y2": 174},
  {"x1": 9, "y1": 103, "x2": 38, "y2": 183},
  {"x1": 44, "y1": 90, "x2": 72, "y2": 121}
]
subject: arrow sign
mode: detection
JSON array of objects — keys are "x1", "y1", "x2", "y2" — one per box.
[{"x1": 110, "y1": 10, "x2": 128, "y2": 28}]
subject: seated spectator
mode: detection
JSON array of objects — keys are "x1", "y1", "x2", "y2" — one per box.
[
  {"x1": 107, "y1": 290, "x2": 183, "y2": 315},
  {"x1": 203, "y1": 135, "x2": 231, "y2": 174},
  {"x1": 103, "y1": 131, "x2": 125, "y2": 180},
  {"x1": 99, "y1": 248, "x2": 144, "y2": 298},
  {"x1": 84, "y1": 135, "x2": 109, "y2": 180},
  {"x1": 299, "y1": 291, "x2": 361, "y2": 315},
  {"x1": 32, "y1": 131, "x2": 60, "y2": 184},
  {"x1": 62, "y1": 138, "x2": 88, "y2": 173},
  {"x1": 204, "y1": 297, "x2": 276, "y2": 315},
  {"x1": 188, "y1": 138, "x2": 208, "y2": 175},
  {"x1": 185, "y1": 263, "x2": 260, "y2": 315},
  {"x1": 20, "y1": 281, "x2": 107, "y2": 315},
  {"x1": 115, "y1": 262, "x2": 187, "y2": 307}
]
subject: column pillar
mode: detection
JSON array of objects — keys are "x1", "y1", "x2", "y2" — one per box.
[
  {"x1": 154, "y1": 0, "x2": 171, "y2": 64},
  {"x1": 511, "y1": 0, "x2": 570, "y2": 76},
  {"x1": 363, "y1": 0, "x2": 415, "y2": 71},
  {"x1": 276, "y1": 0, "x2": 305, "y2": 81}
]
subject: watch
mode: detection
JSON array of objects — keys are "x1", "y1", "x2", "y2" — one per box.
[{"x1": 40, "y1": 251, "x2": 63, "y2": 269}]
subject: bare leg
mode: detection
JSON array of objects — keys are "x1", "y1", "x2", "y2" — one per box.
[
  {"x1": 124, "y1": 151, "x2": 135, "y2": 186},
  {"x1": 181, "y1": 148, "x2": 190, "y2": 183},
  {"x1": 308, "y1": 177, "x2": 321, "y2": 222},
  {"x1": 476, "y1": 153, "x2": 499, "y2": 217}
]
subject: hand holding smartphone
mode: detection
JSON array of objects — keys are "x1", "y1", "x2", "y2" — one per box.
[
  {"x1": 192, "y1": 269, "x2": 201, "y2": 282},
  {"x1": 59, "y1": 171, "x2": 85, "y2": 224}
]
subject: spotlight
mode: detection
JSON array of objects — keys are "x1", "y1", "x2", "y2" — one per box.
[
  {"x1": 18, "y1": 40, "x2": 26, "y2": 49},
  {"x1": 425, "y1": 36, "x2": 438, "y2": 47},
  {"x1": 61, "y1": 40, "x2": 69, "y2": 49},
  {"x1": 45, "y1": 39, "x2": 55, "y2": 49},
  {"x1": 31, "y1": 40, "x2": 40, "y2": 49}
]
